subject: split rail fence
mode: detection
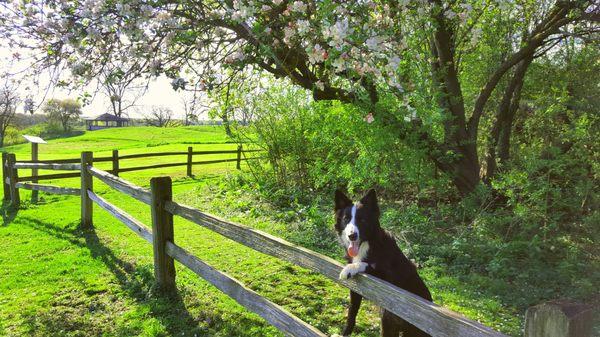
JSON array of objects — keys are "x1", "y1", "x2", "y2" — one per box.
[{"x1": 1, "y1": 149, "x2": 593, "y2": 337}]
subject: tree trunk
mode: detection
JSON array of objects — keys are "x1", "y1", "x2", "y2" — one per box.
[
  {"x1": 222, "y1": 111, "x2": 232, "y2": 137},
  {"x1": 428, "y1": 4, "x2": 481, "y2": 196},
  {"x1": 485, "y1": 55, "x2": 534, "y2": 180}
]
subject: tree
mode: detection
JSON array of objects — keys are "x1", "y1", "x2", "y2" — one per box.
[
  {"x1": 43, "y1": 98, "x2": 82, "y2": 132},
  {"x1": 144, "y1": 106, "x2": 174, "y2": 127},
  {"x1": 100, "y1": 60, "x2": 148, "y2": 118},
  {"x1": 0, "y1": 75, "x2": 19, "y2": 147},
  {"x1": 1, "y1": 0, "x2": 597, "y2": 196},
  {"x1": 181, "y1": 83, "x2": 208, "y2": 126}
]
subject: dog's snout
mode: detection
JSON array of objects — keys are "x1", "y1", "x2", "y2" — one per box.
[{"x1": 348, "y1": 232, "x2": 358, "y2": 241}]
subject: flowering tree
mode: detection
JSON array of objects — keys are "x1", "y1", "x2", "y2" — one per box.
[
  {"x1": 0, "y1": 74, "x2": 20, "y2": 147},
  {"x1": 1, "y1": 0, "x2": 597, "y2": 195}
]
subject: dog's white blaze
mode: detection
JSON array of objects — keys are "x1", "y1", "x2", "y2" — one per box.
[{"x1": 342, "y1": 205, "x2": 359, "y2": 246}]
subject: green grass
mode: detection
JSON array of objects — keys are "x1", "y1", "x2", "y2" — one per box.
[{"x1": 0, "y1": 126, "x2": 522, "y2": 336}]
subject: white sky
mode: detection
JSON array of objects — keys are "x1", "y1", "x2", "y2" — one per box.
[{"x1": 1, "y1": 46, "x2": 211, "y2": 120}]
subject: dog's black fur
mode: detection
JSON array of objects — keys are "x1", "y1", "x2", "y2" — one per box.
[{"x1": 334, "y1": 189, "x2": 432, "y2": 337}]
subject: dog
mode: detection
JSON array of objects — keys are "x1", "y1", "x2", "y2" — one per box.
[{"x1": 334, "y1": 189, "x2": 432, "y2": 337}]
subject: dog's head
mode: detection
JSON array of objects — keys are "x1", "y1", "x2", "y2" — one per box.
[{"x1": 334, "y1": 189, "x2": 380, "y2": 258}]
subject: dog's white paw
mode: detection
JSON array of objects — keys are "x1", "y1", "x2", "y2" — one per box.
[
  {"x1": 339, "y1": 262, "x2": 368, "y2": 280},
  {"x1": 339, "y1": 264, "x2": 358, "y2": 280}
]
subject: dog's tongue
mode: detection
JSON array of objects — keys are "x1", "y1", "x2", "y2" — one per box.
[{"x1": 348, "y1": 241, "x2": 359, "y2": 258}]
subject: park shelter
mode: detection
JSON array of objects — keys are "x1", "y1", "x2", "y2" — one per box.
[{"x1": 85, "y1": 113, "x2": 130, "y2": 131}]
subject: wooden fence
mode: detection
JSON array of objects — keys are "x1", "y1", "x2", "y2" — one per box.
[{"x1": 1, "y1": 150, "x2": 593, "y2": 337}]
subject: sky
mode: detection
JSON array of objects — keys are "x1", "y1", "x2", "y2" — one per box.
[{"x1": 1, "y1": 45, "x2": 211, "y2": 120}]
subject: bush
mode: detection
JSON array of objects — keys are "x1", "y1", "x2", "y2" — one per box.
[{"x1": 234, "y1": 84, "x2": 444, "y2": 203}]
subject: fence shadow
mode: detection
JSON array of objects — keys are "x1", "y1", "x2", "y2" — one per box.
[
  {"x1": 17, "y1": 216, "x2": 206, "y2": 336},
  {"x1": 1, "y1": 200, "x2": 18, "y2": 226}
]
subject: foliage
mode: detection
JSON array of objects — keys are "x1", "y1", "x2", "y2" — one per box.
[
  {"x1": 144, "y1": 106, "x2": 177, "y2": 127},
  {"x1": 234, "y1": 82, "x2": 447, "y2": 200},
  {"x1": 43, "y1": 98, "x2": 83, "y2": 132},
  {"x1": 2, "y1": 0, "x2": 597, "y2": 195}
]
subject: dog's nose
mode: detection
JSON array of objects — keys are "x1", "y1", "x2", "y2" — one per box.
[{"x1": 348, "y1": 233, "x2": 358, "y2": 241}]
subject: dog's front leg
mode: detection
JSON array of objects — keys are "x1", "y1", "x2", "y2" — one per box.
[
  {"x1": 339, "y1": 262, "x2": 368, "y2": 280},
  {"x1": 340, "y1": 290, "x2": 362, "y2": 336}
]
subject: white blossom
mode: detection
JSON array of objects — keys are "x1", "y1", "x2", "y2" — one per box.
[
  {"x1": 365, "y1": 36, "x2": 382, "y2": 51},
  {"x1": 297, "y1": 20, "x2": 310, "y2": 35},
  {"x1": 290, "y1": 1, "x2": 307, "y2": 13},
  {"x1": 307, "y1": 44, "x2": 327, "y2": 64}
]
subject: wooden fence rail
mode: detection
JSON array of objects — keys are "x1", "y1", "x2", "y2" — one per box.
[
  {"x1": 15, "y1": 182, "x2": 80, "y2": 195},
  {"x1": 14, "y1": 162, "x2": 81, "y2": 171},
  {"x1": 1, "y1": 149, "x2": 592, "y2": 337},
  {"x1": 11, "y1": 146, "x2": 259, "y2": 185}
]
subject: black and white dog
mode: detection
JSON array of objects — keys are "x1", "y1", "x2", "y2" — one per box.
[{"x1": 334, "y1": 189, "x2": 432, "y2": 337}]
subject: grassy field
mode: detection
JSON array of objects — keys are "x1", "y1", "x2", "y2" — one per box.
[{"x1": 0, "y1": 126, "x2": 521, "y2": 337}]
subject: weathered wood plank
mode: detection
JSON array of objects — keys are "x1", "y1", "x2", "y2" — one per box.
[
  {"x1": 164, "y1": 201, "x2": 507, "y2": 337},
  {"x1": 7, "y1": 153, "x2": 20, "y2": 207},
  {"x1": 150, "y1": 177, "x2": 176, "y2": 292},
  {"x1": 117, "y1": 162, "x2": 188, "y2": 173},
  {"x1": 80, "y1": 152, "x2": 93, "y2": 228},
  {"x1": 165, "y1": 241, "x2": 327, "y2": 337},
  {"x1": 191, "y1": 149, "x2": 262, "y2": 155},
  {"x1": 88, "y1": 190, "x2": 153, "y2": 243},
  {"x1": 19, "y1": 156, "x2": 112, "y2": 164},
  {"x1": 14, "y1": 162, "x2": 82, "y2": 171},
  {"x1": 118, "y1": 151, "x2": 188, "y2": 160},
  {"x1": 525, "y1": 300, "x2": 593, "y2": 337},
  {"x1": 2, "y1": 153, "x2": 10, "y2": 201},
  {"x1": 112, "y1": 150, "x2": 119, "y2": 177},
  {"x1": 15, "y1": 182, "x2": 80, "y2": 196},
  {"x1": 87, "y1": 166, "x2": 151, "y2": 205},
  {"x1": 190, "y1": 158, "x2": 239, "y2": 166},
  {"x1": 186, "y1": 146, "x2": 193, "y2": 177},
  {"x1": 191, "y1": 149, "x2": 238, "y2": 155},
  {"x1": 18, "y1": 172, "x2": 81, "y2": 181}
]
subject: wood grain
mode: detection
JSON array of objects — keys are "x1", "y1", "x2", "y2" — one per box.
[
  {"x1": 14, "y1": 162, "x2": 81, "y2": 171},
  {"x1": 18, "y1": 172, "x2": 80, "y2": 181},
  {"x1": 88, "y1": 190, "x2": 153, "y2": 243},
  {"x1": 80, "y1": 152, "x2": 93, "y2": 228},
  {"x1": 87, "y1": 166, "x2": 151, "y2": 205},
  {"x1": 165, "y1": 241, "x2": 327, "y2": 337},
  {"x1": 15, "y1": 182, "x2": 80, "y2": 196},
  {"x1": 150, "y1": 177, "x2": 176, "y2": 292}
]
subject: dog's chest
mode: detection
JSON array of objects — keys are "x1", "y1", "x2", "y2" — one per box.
[{"x1": 352, "y1": 242, "x2": 370, "y2": 263}]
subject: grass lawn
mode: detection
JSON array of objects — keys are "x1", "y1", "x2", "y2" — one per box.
[{"x1": 0, "y1": 126, "x2": 521, "y2": 336}]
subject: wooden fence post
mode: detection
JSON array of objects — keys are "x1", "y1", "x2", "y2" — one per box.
[
  {"x1": 80, "y1": 151, "x2": 93, "y2": 228},
  {"x1": 150, "y1": 176, "x2": 176, "y2": 292},
  {"x1": 236, "y1": 145, "x2": 242, "y2": 170},
  {"x1": 524, "y1": 300, "x2": 593, "y2": 337},
  {"x1": 186, "y1": 146, "x2": 192, "y2": 177},
  {"x1": 112, "y1": 149, "x2": 119, "y2": 177},
  {"x1": 2, "y1": 152, "x2": 10, "y2": 202},
  {"x1": 7, "y1": 153, "x2": 19, "y2": 208}
]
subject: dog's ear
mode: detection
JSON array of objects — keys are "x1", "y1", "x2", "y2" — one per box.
[
  {"x1": 334, "y1": 189, "x2": 352, "y2": 210},
  {"x1": 360, "y1": 188, "x2": 379, "y2": 210}
]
